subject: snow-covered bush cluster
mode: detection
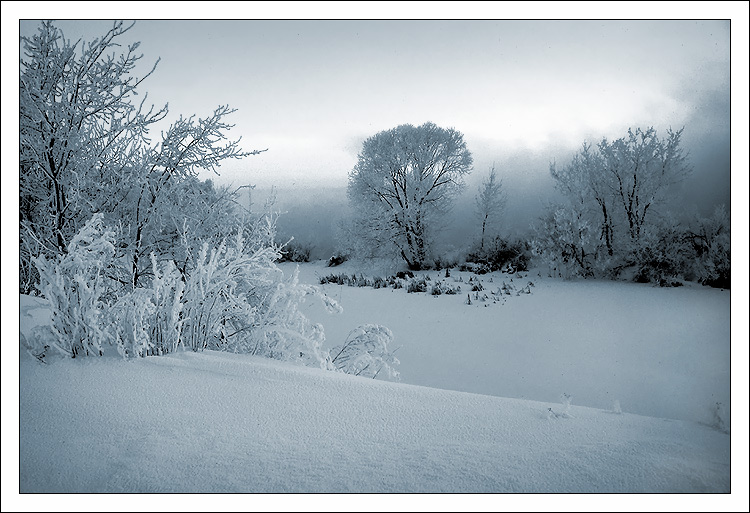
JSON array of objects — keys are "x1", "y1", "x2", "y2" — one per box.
[
  {"x1": 318, "y1": 269, "x2": 534, "y2": 307},
  {"x1": 465, "y1": 275, "x2": 533, "y2": 305},
  {"x1": 530, "y1": 127, "x2": 730, "y2": 288},
  {"x1": 320, "y1": 273, "x2": 383, "y2": 288},
  {"x1": 25, "y1": 210, "x2": 400, "y2": 380},
  {"x1": 276, "y1": 238, "x2": 313, "y2": 263},
  {"x1": 687, "y1": 205, "x2": 731, "y2": 289},
  {"x1": 532, "y1": 204, "x2": 731, "y2": 288},
  {"x1": 429, "y1": 280, "x2": 461, "y2": 296},
  {"x1": 531, "y1": 206, "x2": 597, "y2": 280},
  {"x1": 465, "y1": 237, "x2": 530, "y2": 274}
]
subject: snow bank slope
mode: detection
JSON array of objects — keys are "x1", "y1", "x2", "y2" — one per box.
[{"x1": 20, "y1": 351, "x2": 729, "y2": 493}]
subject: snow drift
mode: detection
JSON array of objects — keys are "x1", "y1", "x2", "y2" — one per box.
[{"x1": 20, "y1": 350, "x2": 729, "y2": 493}]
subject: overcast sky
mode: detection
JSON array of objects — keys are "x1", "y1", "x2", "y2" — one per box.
[{"x1": 17, "y1": 16, "x2": 731, "y2": 188}]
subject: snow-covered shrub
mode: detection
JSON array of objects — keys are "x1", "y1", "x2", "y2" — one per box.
[
  {"x1": 276, "y1": 238, "x2": 312, "y2": 263},
  {"x1": 629, "y1": 220, "x2": 688, "y2": 287},
  {"x1": 531, "y1": 205, "x2": 597, "y2": 279},
  {"x1": 430, "y1": 280, "x2": 460, "y2": 296},
  {"x1": 320, "y1": 273, "x2": 347, "y2": 285},
  {"x1": 407, "y1": 277, "x2": 428, "y2": 293},
  {"x1": 466, "y1": 237, "x2": 530, "y2": 273},
  {"x1": 560, "y1": 393, "x2": 573, "y2": 417},
  {"x1": 327, "y1": 253, "x2": 348, "y2": 267},
  {"x1": 109, "y1": 288, "x2": 157, "y2": 358},
  {"x1": 688, "y1": 205, "x2": 730, "y2": 289},
  {"x1": 109, "y1": 255, "x2": 185, "y2": 358},
  {"x1": 31, "y1": 214, "x2": 116, "y2": 358},
  {"x1": 148, "y1": 257, "x2": 186, "y2": 354},
  {"x1": 179, "y1": 230, "x2": 271, "y2": 352},
  {"x1": 328, "y1": 324, "x2": 400, "y2": 380},
  {"x1": 319, "y1": 273, "x2": 377, "y2": 288},
  {"x1": 352, "y1": 273, "x2": 370, "y2": 287},
  {"x1": 548, "y1": 393, "x2": 574, "y2": 419},
  {"x1": 179, "y1": 227, "x2": 340, "y2": 368},
  {"x1": 242, "y1": 266, "x2": 341, "y2": 367}
]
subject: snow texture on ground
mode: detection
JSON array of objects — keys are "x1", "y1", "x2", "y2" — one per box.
[
  {"x1": 20, "y1": 351, "x2": 729, "y2": 493},
  {"x1": 13, "y1": 261, "x2": 740, "y2": 501},
  {"x1": 290, "y1": 261, "x2": 731, "y2": 428}
]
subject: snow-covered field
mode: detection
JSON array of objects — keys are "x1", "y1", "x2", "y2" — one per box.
[
  {"x1": 10, "y1": 259, "x2": 746, "y2": 507},
  {"x1": 291, "y1": 260, "x2": 732, "y2": 428}
]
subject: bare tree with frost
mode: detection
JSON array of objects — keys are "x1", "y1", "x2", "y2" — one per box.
[
  {"x1": 347, "y1": 122, "x2": 473, "y2": 270},
  {"x1": 19, "y1": 20, "x2": 264, "y2": 292},
  {"x1": 536, "y1": 126, "x2": 692, "y2": 279},
  {"x1": 475, "y1": 165, "x2": 507, "y2": 251},
  {"x1": 20, "y1": 21, "x2": 165, "y2": 291}
]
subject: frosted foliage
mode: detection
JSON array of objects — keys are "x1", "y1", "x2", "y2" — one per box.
[
  {"x1": 347, "y1": 122, "x2": 472, "y2": 270},
  {"x1": 27, "y1": 209, "x2": 344, "y2": 370},
  {"x1": 690, "y1": 205, "x2": 730, "y2": 287},
  {"x1": 109, "y1": 289, "x2": 157, "y2": 358},
  {"x1": 475, "y1": 166, "x2": 506, "y2": 248},
  {"x1": 535, "y1": 127, "x2": 695, "y2": 283},
  {"x1": 329, "y1": 324, "x2": 400, "y2": 380},
  {"x1": 31, "y1": 214, "x2": 115, "y2": 358},
  {"x1": 179, "y1": 229, "x2": 340, "y2": 368},
  {"x1": 19, "y1": 21, "x2": 261, "y2": 292},
  {"x1": 628, "y1": 216, "x2": 688, "y2": 285},
  {"x1": 20, "y1": 22, "x2": 167, "y2": 291},
  {"x1": 109, "y1": 256, "x2": 185, "y2": 358},
  {"x1": 531, "y1": 206, "x2": 596, "y2": 279}
]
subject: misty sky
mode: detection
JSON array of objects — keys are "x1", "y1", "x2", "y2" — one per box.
[
  {"x1": 18, "y1": 18, "x2": 730, "y2": 180},
  {"x1": 9, "y1": 5, "x2": 746, "y2": 248}
]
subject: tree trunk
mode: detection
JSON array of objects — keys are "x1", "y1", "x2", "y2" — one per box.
[
  {"x1": 600, "y1": 203, "x2": 613, "y2": 256},
  {"x1": 481, "y1": 216, "x2": 488, "y2": 251}
]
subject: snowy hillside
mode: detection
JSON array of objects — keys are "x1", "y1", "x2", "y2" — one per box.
[{"x1": 19, "y1": 350, "x2": 729, "y2": 495}]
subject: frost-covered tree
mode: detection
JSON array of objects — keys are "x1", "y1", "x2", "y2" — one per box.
[
  {"x1": 347, "y1": 122, "x2": 473, "y2": 270},
  {"x1": 599, "y1": 127, "x2": 691, "y2": 248},
  {"x1": 539, "y1": 127, "x2": 692, "y2": 278},
  {"x1": 550, "y1": 142, "x2": 614, "y2": 256},
  {"x1": 20, "y1": 20, "x2": 263, "y2": 292},
  {"x1": 20, "y1": 21, "x2": 166, "y2": 291},
  {"x1": 125, "y1": 105, "x2": 259, "y2": 287},
  {"x1": 475, "y1": 165, "x2": 506, "y2": 251}
]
